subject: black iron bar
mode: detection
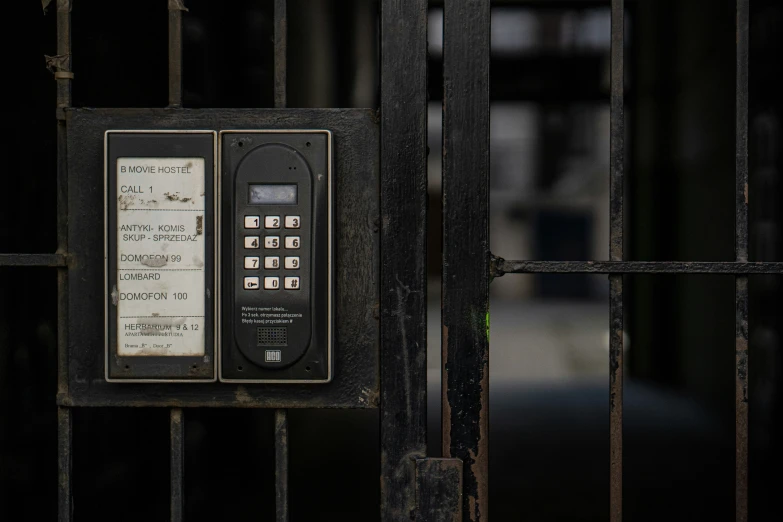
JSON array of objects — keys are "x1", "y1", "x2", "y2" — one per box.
[
  {"x1": 609, "y1": 1, "x2": 624, "y2": 521},
  {"x1": 442, "y1": 1, "x2": 491, "y2": 520},
  {"x1": 170, "y1": 408, "x2": 185, "y2": 522},
  {"x1": 379, "y1": 0, "x2": 429, "y2": 519},
  {"x1": 275, "y1": 410, "x2": 289, "y2": 522},
  {"x1": 274, "y1": 0, "x2": 287, "y2": 109},
  {"x1": 0, "y1": 254, "x2": 67, "y2": 267},
  {"x1": 494, "y1": 260, "x2": 783, "y2": 276},
  {"x1": 735, "y1": 1, "x2": 750, "y2": 520},
  {"x1": 56, "y1": 2, "x2": 72, "y2": 521},
  {"x1": 168, "y1": 0, "x2": 186, "y2": 107}
]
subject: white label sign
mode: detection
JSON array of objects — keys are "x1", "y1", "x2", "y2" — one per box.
[{"x1": 115, "y1": 157, "x2": 206, "y2": 356}]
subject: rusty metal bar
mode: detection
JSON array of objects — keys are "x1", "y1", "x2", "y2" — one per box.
[
  {"x1": 609, "y1": 1, "x2": 624, "y2": 521},
  {"x1": 735, "y1": 0, "x2": 750, "y2": 520},
  {"x1": 170, "y1": 408, "x2": 185, "y2": 522},
  {"x1": 168, "y1": 0, "x2": 186, "y2": 107},
  {"x1": 493, "y1": 259, "x2": 783, "y2": 276},
  {"x1": 379, "y1": 0, "x2": 429, "y2": 519},
  {"x1": 275, "y1": 410, "x2": 289, "y2": 522},
  {"x1": 56, "y1": 3, "x2": 72, "y2": 521},
  {"x1": 442, "y1": 0, "x2": 491, "y2": 520},
  {"x1": 58, "y1": 407, "x2": 72, "y2": 522},
  {"x1": 0, "y1": 254, "x2": 67, "y2": 267},
  {"x1": 274, "y1": 0, "x2": 287, "y2": 109}
]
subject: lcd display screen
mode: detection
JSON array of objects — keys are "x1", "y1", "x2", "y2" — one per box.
[{"x1": 249, "y1": 184, "x2": 298, "y2": 205}]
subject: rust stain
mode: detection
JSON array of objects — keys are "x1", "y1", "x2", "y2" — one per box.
[
  {"x1": 164, "y1": 192, "x2": 180, "y2": 201},
  {"x1": 196, "y1": 215, "x2": 203, "y2": 235},
  {"x1": 234, "y1": 386, "x2": 253, "y2": 404},
  {"x1": 441, "y1": 324, "x2": 451, "y2": 456},
  {"x1": 118, "y1": 194, "x2": 136, "y2": 210},
  {"x1": 140, "y1": 256, "x2": 167, "y2": 268},
  {"x1": 470, "y1": 334, "x2": 490, "y2": 522}
]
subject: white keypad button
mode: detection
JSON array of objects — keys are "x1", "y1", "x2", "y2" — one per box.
[
  {"x1": 264, "y1": 276, "x2": 280, "y2": 290},
  {"x1": 264, "y1": 256, "x2": 280, "y2": 269},
  {"x1": 265, "y1": 216, "x2": 281, "y2": 229},
  {"x1": 244, "y1": 216, "x2": 261, "y2": 229},
  {"x1": 284, "y1": 276, "x2": 300, "y2": 290},
  {"x1": 243, "y1": 276, "x2": 260, "y2": 290},
  {"x1": 285, "y1": 216, "x2": 301, "y2": 229},
  {"x1": 244, "y1": 236, "x2": 260, "y2": 249},
  {"x1": 244, "y1": 256, "x2": 260, "y2": 269},
  {"x1": 285, "y1": 236, "x2": 301, "y2": 249},
  {"x1": 284, "y1": 256, "x2": 300, "y2": 269},
  {"x1": 264, "y1": 236, "x2": 280, "y2": 249}
]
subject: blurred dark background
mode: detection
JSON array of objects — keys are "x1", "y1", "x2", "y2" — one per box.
[{"x1": 1, "y1": 0, "x2": 781, "y2": 520}]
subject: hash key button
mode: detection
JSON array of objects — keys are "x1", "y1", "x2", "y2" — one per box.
[{"x1": 284, "y1": 277, "x2": 300, "y2": 290}]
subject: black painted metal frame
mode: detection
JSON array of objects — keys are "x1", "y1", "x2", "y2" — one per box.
[{"x1": 0, "y1": 0, "x2": 775, "y2": 521}]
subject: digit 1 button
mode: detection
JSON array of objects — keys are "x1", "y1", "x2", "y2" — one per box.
[
  {"x1": 265, "y1": 236, "x2": 280, "y2": 249},
  {"x1": 244, "y1": 256, "x2": 260, "y2": 269},
  {"x1": 265, "y1": 216, "x2": 281, "y2": 229},
  {"x1": 264, "y1": 277, "x2": 280, "y2": 290},
  {"x1": 285, "y1": 216, "x2": 300, "y2": 229},
  {"x1": 285, "y1": 236, "x2": 300, "y2": 249},
  {"x1": 264, "y1": 256, "x2": 280, "y2": 269},
  {"x1": 244, "y1": 216, "x2": 260, "y2": 229},
  {"x1": 243, "y1": 276, "x2": 260, "y2": 290},
  {"x1": 284, "y1": 277, "x2": 300, "y2": 290},
  {"x1": 284, "y1": 256, "x2": 299, "y2": 269},
  {"x1": 244, "y1": 236, "x2": 260, "y2": 249}
]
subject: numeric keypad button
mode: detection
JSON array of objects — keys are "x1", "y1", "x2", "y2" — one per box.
[
  {"x1": 265, "y1": 236, "x2": 280, "y2": 249},
  {"x1": 284, "y1": 277, "x2": 300, "y2": 290},
  {"x1": 264, "y1": 256, "x2": 280, "y2": 269},
  {"x1": 243, "y1": 277, "x2": 260, "y2": 290},
  {"x1": 284, "y1": 256, "x2": 300, "y2": 269},
  {"x1": 244, "y1": 236, "x2": 260, "y2": 249},
  {"x1": 244, "y1": 256, "x2": 260, "y2": 269},
  {"x1": 264, "y1": 277, "x2": 280, "y2": 290},
  {"x1": 285, "y1": 216, "x2": 300, "y2": 229},
  {"x1": 285, "y1": 236, "x2": 300, "y2": 249},
  {"x1": 265, "y1": 216, "x2": 281, "y2": 229},
  {"x1": 244, "y1": 216, "x2": 260, "y2": 229}
]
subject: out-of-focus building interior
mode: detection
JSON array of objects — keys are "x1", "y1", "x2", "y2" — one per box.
[{"x1": 1, "y1": 1, "x2": 780, "y2": 520}]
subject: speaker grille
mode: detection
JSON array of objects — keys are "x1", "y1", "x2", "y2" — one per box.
[{"x1": 257, "y1": 327, "x2": 287, "y2": 346}]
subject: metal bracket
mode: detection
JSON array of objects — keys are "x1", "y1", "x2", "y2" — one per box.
[{"x1": 415, "y1": 458, "x2": 463, "y2": 522}]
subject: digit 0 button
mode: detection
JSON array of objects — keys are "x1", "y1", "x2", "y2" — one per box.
[
  {"x1": 264, "y1": 277, "x2": 280, "y2": 290},
  {"x1": 285, "y1": 216, "x2": 300, "y2": 229},
  {"x1": 244, "y1": 216, "x2": 261, "y2": 229}
]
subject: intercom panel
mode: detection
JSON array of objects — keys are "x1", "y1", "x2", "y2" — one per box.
[
  {"x1": 105, "y1": 130, "x2": 217, "y2": 382},
  {"x1": 220, "y1": 130, "x2": 333, "y2": 382}
]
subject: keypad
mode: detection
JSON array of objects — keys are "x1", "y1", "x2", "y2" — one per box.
[{"x1": 243, "y1": 215, "x2": 304, "y2": 290}]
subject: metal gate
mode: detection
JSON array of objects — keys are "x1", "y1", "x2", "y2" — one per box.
[{"x1": 1, "y1": 0, "x2": 782, "y2": 521}]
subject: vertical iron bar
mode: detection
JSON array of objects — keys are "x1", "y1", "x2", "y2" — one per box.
[
  {"x1": 274, "y1": 0, "x2": 287, "y2": 109},
  {"x1": 170, "y1": 408, "x2": 185, "y2": 522},
  {"x1": 609, "y1": 1, "x2": 625, "y2": 521},
  {"x1": 735, "y1": 1, "x2": 750, "y2": 520},
  {"x1": 168, "y1": 0, "x2": 185, "y2": 107},
  {"x1": 273, "y1": 3, "x2": 288, "y2": 519},
  {"x1": 442, "y1": 1, "x2": 491, "y2": 521},
  {"x1": 379, "y1": 0, "x2": 428, "y2": 519},
  {"x1": 57, "y1": 407, "x2": 72, "y2": 521},
  {"x1": 56, "y1": 2, "x2": 72, "y2": 521},
  {"x1": 275, "y1": 410, "x2": 289, "y2": 522}
]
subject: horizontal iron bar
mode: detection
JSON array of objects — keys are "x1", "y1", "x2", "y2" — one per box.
[
  {"x1": 494, "y1": 259, "x2": 783, "y2": 276},
  {"x1": 0, "y1": 253, "x2": 67, "y2": 267}
]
